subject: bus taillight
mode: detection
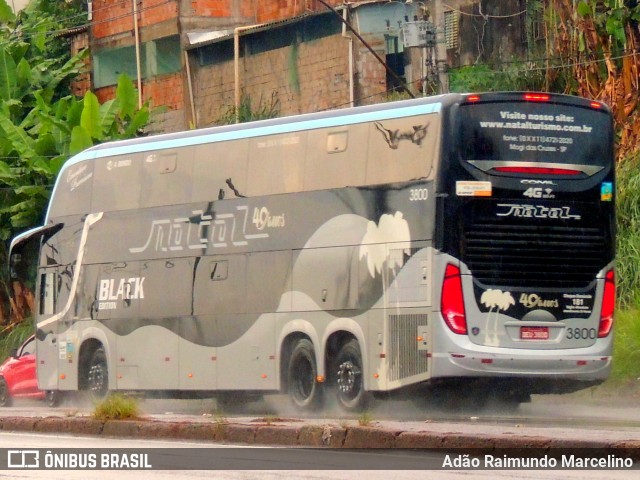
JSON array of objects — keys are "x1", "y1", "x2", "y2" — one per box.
[
  {"x1": 524, "y1": 93, "x2": 550, "y2": 102},
  {"x1": 492, "y1": 166, "x2": 581, "y2": 176},
  {"x1": 598, "y1": 270, "x2": 615, "y2": 338},
  {"x1": 441, "y1": 264, "x2": 467, "y2": 335}
]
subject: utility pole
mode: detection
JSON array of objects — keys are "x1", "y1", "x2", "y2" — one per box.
[
  {"x1": 317, "y1": 0, "x2": 415, "y2": 99},
  {"x1": 433, "y1": 1, "x2": 449, "y2": 93}
]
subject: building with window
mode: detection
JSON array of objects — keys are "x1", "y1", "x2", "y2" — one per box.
[{"x1": 72, "y1": 1, "x2": 535, "y2": 133}]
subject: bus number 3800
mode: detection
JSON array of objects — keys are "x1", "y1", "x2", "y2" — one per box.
[
  {"x1": 566, "y1": 327, "x2": 597, "y2": 340},
  {"x1": 409, "y1": 188, "x2": 429, "y2": 201}
]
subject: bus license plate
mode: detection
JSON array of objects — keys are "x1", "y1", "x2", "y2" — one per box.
[{"x1": 520, "y1": 326, "x2": 549, "y2": 340}]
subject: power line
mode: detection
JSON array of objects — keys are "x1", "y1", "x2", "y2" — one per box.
[
  {"x1": 6, "y1": 1, "x2": 638, "y2": 78},
  {"x1": 9, "y1": 0, "x2": 131, "y2": 32},
  {"x1": 442, "y1": 3, "x2": 527, "y2": 19},
  {"x1": 5, "y1": 0, "x2": 175, "y2": 42},
  {"x1": 448, "y1": 48, "x2": 640, "y2": 75}
]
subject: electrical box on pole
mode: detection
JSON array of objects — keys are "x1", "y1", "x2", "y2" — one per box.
[{"x1": 401, "y1": 21, "x2": 436, "y2": 48}]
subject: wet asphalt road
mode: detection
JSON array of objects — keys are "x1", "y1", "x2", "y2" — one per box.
[{"x1": 1, "y1": 390, "x2": 639, "y2": 445}]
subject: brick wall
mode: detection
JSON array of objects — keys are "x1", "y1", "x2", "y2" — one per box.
[
  {"x1": 69, "y1": 30, "x2": 92, "y2": 97},
  {"x1": 145, "y1": 73, "x2": 185, "y2": 111},
  {"x1": 192, "y1": 32, "x2": 351, "y2": 126},
  {"x1": 355, "y1": 42, "x2": 388, "y2": 106},
  {"x1": 140, "y1": 0, "x2": 179, "y2": 27},
  {"x1": 95, "y1": 72, "x2": 186, "y2": 133},
  {"x1": 88, "y1": 0, "x2": 392, "y2": 133},
  {"x1": 187, "y1": 0, "x2": 344, "y2": 23},
  {"x1": 95, "y1": 86, "x2": 116, "y2": 105},
  {"x1": 92, "y1": 0, "x2": 178, "y2": 39},
  {"x1": 91, "y1": 0, "x2": 131, "y2": 38},
  {"x1": 254, "y1": 0, "x2": 344, "y2": 22},
  {"x1": 190, "y1": 0, "x2": 233, "y2": 17}
]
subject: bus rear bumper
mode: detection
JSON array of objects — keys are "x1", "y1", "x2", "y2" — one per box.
[
  {"x1": 428, "y1": 349, "x2": 610, "y2": 395},
  {"x1": 431, "y1": 351, "x2": 611, "y2": 378},
  {"x1": 429, "y1": 317, "x2": 614, "y2": 386}
]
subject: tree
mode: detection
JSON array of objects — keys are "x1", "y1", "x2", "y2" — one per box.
[
  {"x1": 545, "y1": 0, "x2": 640, "y2": 158},
  {"x1": 0, "y1": 0, "x2": 155, "y2": 324}
]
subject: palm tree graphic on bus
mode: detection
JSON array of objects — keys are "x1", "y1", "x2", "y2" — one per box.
[{"x1": 480, "y1": 289, "x2": 515, "y2": 346}]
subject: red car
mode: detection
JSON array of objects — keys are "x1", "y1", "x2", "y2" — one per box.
[{"x1": 0, "y1": 335, "x2": 60, "y2": 407}]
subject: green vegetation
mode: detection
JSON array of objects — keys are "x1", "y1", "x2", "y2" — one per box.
[
  {"x1": 385, "y1": 91, "x2": 413, "y2": 103},
  {"x1": 443, "y1": 0, "x2": 640, "y2": 387},
  {"x1": 449, "y1": 63, "x2": 546, "y2": 94},
  {"x1": 611, "y1": 153, "x2": 640, "y2": 384},
  {"x1": 92, "y1": 394, "x2": 140, "y2": 421},
  {"x1": 357, "y1": 411, "x2": 373, "y2": 427},
  {"x1": 216, "y1": 92, "x2": 280, "y2": 125},
  {"x1": 615, "y1": 154, "x2": 640, "y2": 308},
  {"x1": 611, "y1": 309, "x2": 640, "y2": 381},
  {"x1": 0, "y1": 0, "x2": 637, "y2": 393},
  {"x1": 0, "y1": 319, "x2": 31, "y2": 361},
  {"x1": 0, "y1": 0, "x2": 156, "y2": 329}
]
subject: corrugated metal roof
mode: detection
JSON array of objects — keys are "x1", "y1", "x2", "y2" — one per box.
[
  {"x1": 55, "y1": 24, "x2": 89, "y2": 38},
  {"x1": 187, "y1": 30, "x2": 234, "y2": 46},
  {"x1": 185, "y1": 6, "x2": 347, "y2": 50}
]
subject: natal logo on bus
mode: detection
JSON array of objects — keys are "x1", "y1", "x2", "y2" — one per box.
[
  {"x1": 97, "y1": 277, "x2": 145, "y2": 310},
  {"x1": 496, "y1": 203, "x2": 580, "y2": 220}
]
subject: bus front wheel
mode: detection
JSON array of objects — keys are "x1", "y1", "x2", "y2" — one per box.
[
  {"x1": 287, "y1": 338, "x2": 322, "y2": 411},
  {"x1": 334, "y1": 339, "x2": 369, "y2": 412},
  {"x1": 86, "y1": 347, "x2": 109, "y2": 401}
]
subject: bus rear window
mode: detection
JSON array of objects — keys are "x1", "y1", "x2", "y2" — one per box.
[{"x1": 458, "y1": 101, "x2": 612, "y2": 170}]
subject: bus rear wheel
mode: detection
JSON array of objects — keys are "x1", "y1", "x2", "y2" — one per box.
[
  {"x1": 287, "y1": 339, "x2": 322, "y2": 411},
  {"x1": 334, "y1": 339, "x2": 369, "y2": 412},
  {"x1": 86, "y1": 347, "x2": 109, "y2": 401}
]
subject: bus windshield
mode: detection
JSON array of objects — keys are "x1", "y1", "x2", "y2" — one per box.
[{"x1": 458, "y1": 100, "x2": 612, "y2": 170}]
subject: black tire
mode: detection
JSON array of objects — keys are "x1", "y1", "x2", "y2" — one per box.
[
  {"x1": 0, "y1": 377, "x2": 12, "y2": 407},
  {"x1": 287, "y1": 338, "x2": 323, "y2": 411},
  {"x1": 334, "y1": 339, "x2": 369, "y2": 412},
  {"x1": 45, "y1": 390, "x2": 62, "y2": 408},
  {"x1": 86, "y1": 347, "x2": 109, "y2": 401}
]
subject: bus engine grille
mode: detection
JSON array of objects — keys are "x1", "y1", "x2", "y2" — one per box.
[
  {"x1": 462, "y1": 217, "x2": 609, "y2": 289},
  {"x1": 388, "y1": 314, "x2": 429, "y2": 382}
]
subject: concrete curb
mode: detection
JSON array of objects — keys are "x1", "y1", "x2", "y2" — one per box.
[{"x1": 1, "y1": 415, "x2": 640, "y2": 457}]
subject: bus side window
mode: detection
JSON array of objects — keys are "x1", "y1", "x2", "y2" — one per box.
[
  {"x1": 92, "y1": 153, "x2": 142, "y2": 212},
  {"x1": 194, "y1": 255, "x2": 246, "y2": 316},
  {"x1": 141, "y1": 150, "x2": 193, "y2": 208},
  {"x1": 193, "y1": 141, "x2": 248, "y2": 202},
  {"x1": 47, "y1": 160, "x2": 94, "y2": 218},
  {"x1": 304, "y1": 126, "x2": 367, "y2": 191},
  {"x1": 39, "y1": 272, "x2": 57, "y2": 316},
  {"x1": 366, "y1": 114, "x2": 437, "y2": 185},
  {"x1": 247, "y1": 132, "x2": 305, "y2": 196}
]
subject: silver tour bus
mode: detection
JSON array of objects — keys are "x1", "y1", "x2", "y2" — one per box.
[{"x1": 10, "y1": 92, "x2": 615, "y2": 411}]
